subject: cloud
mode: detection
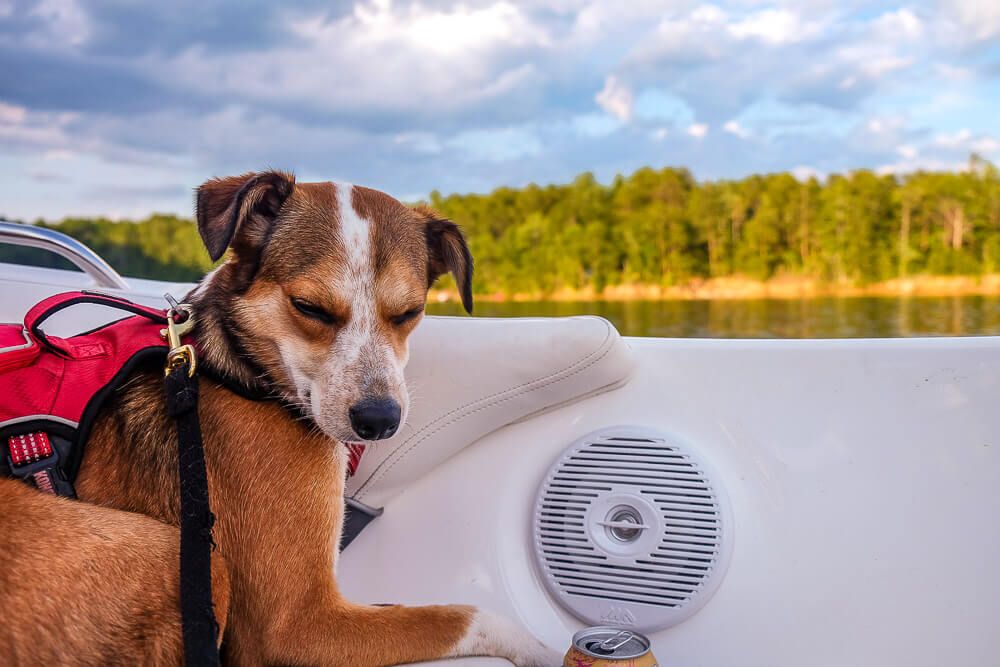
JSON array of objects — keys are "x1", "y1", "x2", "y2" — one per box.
[
  {"x1": 791, "y1": 165, "x2": 823, "y2": 181},
  {"x1": 723, "y1": 120, "x2": 750, "y2": 139},
  {"x1": 728, "y1": 8, "x2": 819, "y2": 45},
  {"x1": 154, "y1": 1, "x2": 552, "y2": 120},
  {"x1": 0, "y1": 0, "x2": 998, "y2": 220},
  {"x1": 871, "y1": 8, "x2": 923, "y2": 41},
  {"x1": 944, "y1": 0, "x2": 1000, "y2": 42},
  {"x1": 687, "y1": 123, "x2": 709, "y2": 138},
  {"x1": 595, "y1": 75, "x2": 633, "y2": 121}
]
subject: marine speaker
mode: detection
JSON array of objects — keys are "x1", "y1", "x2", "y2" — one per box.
[{"x1": 533, "y1": 426, "x2": 732, "y2": 631}]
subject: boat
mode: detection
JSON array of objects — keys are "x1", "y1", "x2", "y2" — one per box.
[{"x1": 2, "y1": 220, "x2": 997, "y2": 666}]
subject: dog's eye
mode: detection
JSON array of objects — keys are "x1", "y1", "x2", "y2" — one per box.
[
  {"x1": 390, "y1": 307, "x2": 424, "y2": 327},
  {"x1": 291, "y1": 298, "x2": 336, "y2": 325}
]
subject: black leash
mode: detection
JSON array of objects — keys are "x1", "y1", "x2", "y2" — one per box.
[{"x1": 163, "y1": 307, "x2": 220, "y2": 667}]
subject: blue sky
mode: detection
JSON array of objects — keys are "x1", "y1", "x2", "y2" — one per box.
[{"x1": 1, "y1": 0, "x2": 999, "y2": 220}]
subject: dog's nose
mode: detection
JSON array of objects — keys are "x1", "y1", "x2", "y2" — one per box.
[{"x1": 348, "y1": 397, "x2": 401, "y2": 441}]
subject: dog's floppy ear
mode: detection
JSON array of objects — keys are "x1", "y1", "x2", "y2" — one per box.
[
  {"x1": 195, "y1": 170, "x2": 295, "y2": 262},
  {"x1": 420, "y1": 209, "x2": 474, "y2": 314}
]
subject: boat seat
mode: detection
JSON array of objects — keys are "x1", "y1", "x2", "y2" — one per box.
[{"x1": 347, "y1": 314, "x2": 634, "y2": 506}]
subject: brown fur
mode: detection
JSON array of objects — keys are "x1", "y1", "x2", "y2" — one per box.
[{"x1": 0, "y1": 172, "x2": 499, "y2": 666}]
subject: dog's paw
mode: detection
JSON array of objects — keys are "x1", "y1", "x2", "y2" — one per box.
[
  {"x1": 452, "y1": 609, "x2": 563, "y2": 666},
  {"x1": 508, "y1": 641, "x2": 563, "y2": 667}
]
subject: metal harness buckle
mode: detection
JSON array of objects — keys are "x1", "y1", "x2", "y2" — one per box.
[{"x1": 161, "y1": 304, "x2": 197, "y2": 377}]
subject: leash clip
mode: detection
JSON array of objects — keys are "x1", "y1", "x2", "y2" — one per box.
[{"x1": 161, "y1": 305, "x2": 197, "y2": 377}]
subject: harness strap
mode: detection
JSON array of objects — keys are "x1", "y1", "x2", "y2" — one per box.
[
  {"x1": 24, "y1": 291, "x2": 168, "y2": 358},
  {"x1": 166, "y1": 362, "x2": 220, "y2": 667}
]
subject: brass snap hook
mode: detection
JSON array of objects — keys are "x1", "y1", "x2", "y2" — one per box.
[{"x1": 161, "y1": 305, "x2": 197, "y2": 377}]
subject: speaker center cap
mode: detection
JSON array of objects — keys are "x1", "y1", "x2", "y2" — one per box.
[{"x1": 586, "y1": 490, "x2": 661, "y2": 559}]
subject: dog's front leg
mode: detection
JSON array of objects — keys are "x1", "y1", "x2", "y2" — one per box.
[
  {"x1": 200, "y1": 392, "x2": 559, "y2": 666},
  {"x1": 265, "y1": 599, "x2": 560, "y2": 667}
]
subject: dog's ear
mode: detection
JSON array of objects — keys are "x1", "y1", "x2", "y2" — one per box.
[
  {"x1": 195, "y1": 170, "x2": 295, "y2": 262},
  {"x1": 421, "y1": 209, "x2": 474, "y2": 314}
]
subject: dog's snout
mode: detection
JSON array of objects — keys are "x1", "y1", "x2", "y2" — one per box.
[{"x1": 348, "y1": 397, "x2": 401, "y2": 441}]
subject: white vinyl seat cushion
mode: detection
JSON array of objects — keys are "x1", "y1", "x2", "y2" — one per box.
[{"x1": 347, "y1": 314, "x2": 634, "y2": 506}]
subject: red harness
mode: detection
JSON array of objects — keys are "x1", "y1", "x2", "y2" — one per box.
[{"x1": 0, "y1": 291, "x2": 175, "y2": 496}]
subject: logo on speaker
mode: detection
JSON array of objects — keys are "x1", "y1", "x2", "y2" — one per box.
[{"x1": 600, "y1": 606, "x2": 637, "y2": 625}]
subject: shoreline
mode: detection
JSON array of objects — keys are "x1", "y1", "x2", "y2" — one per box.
[{"x1": 429, "y1": 274, "x2": 1000, "y2": 303}]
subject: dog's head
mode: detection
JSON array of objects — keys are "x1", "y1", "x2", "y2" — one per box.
[{"x1": 192, "y1": 170, "x2": 472, "y2": 443}]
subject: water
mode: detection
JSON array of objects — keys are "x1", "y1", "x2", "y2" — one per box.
[{"x1": 426, "y1": 296, "x2": 1000, "y2": 338}]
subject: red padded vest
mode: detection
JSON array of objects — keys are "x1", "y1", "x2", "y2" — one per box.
[{"x1": 0, "y1": 291, "x2": 174, "y2": 495}]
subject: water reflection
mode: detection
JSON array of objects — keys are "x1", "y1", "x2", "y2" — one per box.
[{"x1": 426, "y1": 296, "x2": 1000, "y2": 338}]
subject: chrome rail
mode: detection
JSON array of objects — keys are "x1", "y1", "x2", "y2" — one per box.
[{"x1": 0, "y1": 219, "x2": 129, "y2": 290}]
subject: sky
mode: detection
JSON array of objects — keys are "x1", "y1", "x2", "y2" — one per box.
[{"x1": 1, "y1": 0, "x2": 999, "y2": 221}]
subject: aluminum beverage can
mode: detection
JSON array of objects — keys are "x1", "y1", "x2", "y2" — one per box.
[{"x1": 563, "y1": 626, "x2": 659, "y2": 666}]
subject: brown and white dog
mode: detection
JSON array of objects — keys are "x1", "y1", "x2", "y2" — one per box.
[{"x1": 0, "y1": 171, "x2": 560, "y2": 666}]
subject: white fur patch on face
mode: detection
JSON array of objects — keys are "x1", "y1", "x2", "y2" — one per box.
[
  {"x1": 449, "y1": 609, "x2": 561, "y2": 666},
  {"x1": 336, "y1": 182, "x2": 375, "y2": 369},
  {"x1": 309, "y1": 182, "x2": 409, "y2": 440}
]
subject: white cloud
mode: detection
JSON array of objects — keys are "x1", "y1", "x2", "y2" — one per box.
[
  {"x1": 0, "y1": 102, "x2": 27, "y2": 125},
  {"x1": 346, "y1": 0, "x2": 551, "y2": 54},
  {"x1": 872, "y1": 8, "x2": 923, "y2": 40},
  {"x1": 691, "y1": 4, "x2": 728, "y2": 24},
  {"x1": 897, "y1": 144, "x2": 918, "y2": 160},
  {"x1": 723, "y1": 120, "x2": 750, "y2": 138},
  {"x1": 973, "y1": 137, "x2": 1000, "y2": 155},
  {"x1": 791, "y1": 165, "x2": 823, "y2": 181},
  {"x1": 630, "y1": 6, "x2": 729, "y2": 64},
  {"x1": 944, "y1": 0, "x2": 1000, "y2": 41},
  {"x1": 876, "y1": 157, "x2": 968, "y2": 176},
  {"x1": 159, "y1": 1, "x2": 550, "y2": 116},
  {"x1": 930, "y1": 129, "x2": 1000, "y2": 158},
  {"x1": 934, "y1": 128, "x2": 973, "y2": 148},
  {"x1": 687, "y1": 123, "x2": 709, "y2": 138},
  {"x1": 595, "y1": 75, "x2": 634, "y2": 122},
  {"x1": 729, "y1": 9, "x2": 817, "y2": 45},
  {"x1": 652, "y1": 127, "x2": 669, "y2": 141},
  {"x1": 865, "y1": 116, "x2": 906, "y2": 136},
  {"x1": 860, "y1": 55, "x2": 912, "y2": 79}
]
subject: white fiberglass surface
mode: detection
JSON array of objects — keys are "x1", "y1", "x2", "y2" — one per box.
[{"x1": 340, "y1": 336, "x2": 1000, "y2": 667}]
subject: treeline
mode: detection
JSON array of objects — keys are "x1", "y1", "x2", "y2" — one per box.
[{"x1": 4, "y1": 156, "x2": 1000, "y2": 294}]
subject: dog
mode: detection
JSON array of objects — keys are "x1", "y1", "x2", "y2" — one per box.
[{"x1": 0, "y1": 171, "x2": 560, "y2": 666}]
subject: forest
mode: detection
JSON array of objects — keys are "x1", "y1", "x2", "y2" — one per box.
[{"x1": 4, "y1": 156, "x2": 999, "y2": 298}]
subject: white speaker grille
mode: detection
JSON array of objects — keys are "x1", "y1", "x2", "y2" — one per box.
[{"x1": 534, "y1": 427, "x2": 731, "y2": 631}]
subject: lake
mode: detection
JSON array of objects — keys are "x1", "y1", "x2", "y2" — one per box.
[{"x1": 426, "y1": 295, "x2": 1000, "y2": 338}]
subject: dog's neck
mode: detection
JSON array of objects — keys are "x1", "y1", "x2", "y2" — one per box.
[{"x1": 185, "y1": 267, "x2": 278, "y2": 400}]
